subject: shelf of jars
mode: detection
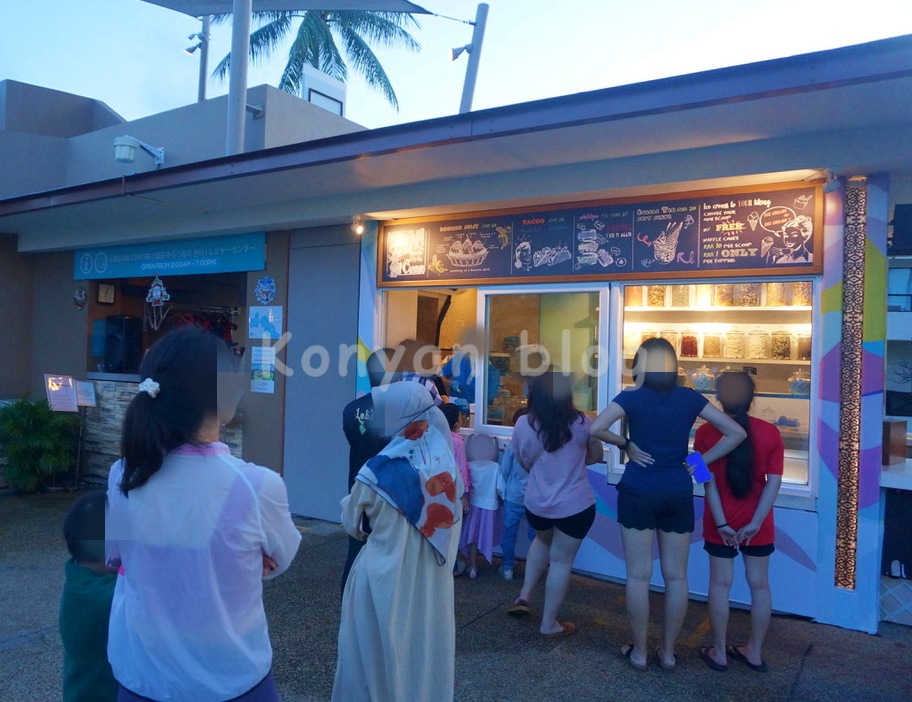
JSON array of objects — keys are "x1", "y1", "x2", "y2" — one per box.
[{"x1": 625, "y1": 281, "x2": 814, "y2": 309}]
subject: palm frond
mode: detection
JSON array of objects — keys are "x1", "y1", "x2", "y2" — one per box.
[
  {"x1": 327, "y1": 11, "x2": 421, "y2": 51},
  {"x1": 337, "y1": 26, "x2": 399, "y2": 110},
  {"x1": 212, "y1": 14, "x2": 295, "y2": 82},
  {"x1": 279, "y1": 12, "x2": 346, "y2": 94}
]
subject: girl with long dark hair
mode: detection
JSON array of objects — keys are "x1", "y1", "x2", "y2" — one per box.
[
  {"x1": 696, "y1": 371, "x2": 783, "y2": 673},
  {"x1": 106, "y1": 326, "x2": 301, "y2": 701},
  {"x1": 506, "y1": 372, "x2": 604, "y2": 638},
  {"x1": 591, "y1": 337, "x2": 746, "y2": 670}
]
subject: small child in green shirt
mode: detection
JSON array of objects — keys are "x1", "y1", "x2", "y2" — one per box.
[{"x1": 59, "y1": 491, "x2": 117, "y2": 702}]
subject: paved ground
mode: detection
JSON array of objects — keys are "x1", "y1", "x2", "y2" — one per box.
[{"x1": 1, "y1": 490, "x2": 910, "y2": 702}]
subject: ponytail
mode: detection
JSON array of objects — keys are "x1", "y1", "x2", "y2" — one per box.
[
  {"x1": 119, "y1": 326, "x2": 238, "y2": 495},
  {"x1": 716, "y1": 371, "x2": 756, "y2": 500}
]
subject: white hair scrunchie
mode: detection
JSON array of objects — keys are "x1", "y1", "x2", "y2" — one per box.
[{"x1": 138, "y1": 378, "x2": 160, "y2": 398}]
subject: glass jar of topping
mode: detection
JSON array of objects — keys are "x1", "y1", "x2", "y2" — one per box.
[
  {"x1": 793, "y1": 281, "x2": 812, "y2": 306},
  {"x1": 788, "y1": 368, "x2": 812, "y2": 396},
  {"x1": 737, "y1": 283, "x2": 762, "y2": 307},
  {"x1": 702, "y1": 334, "x2": 722, "y2": 358},
  {"x1": 647, "y1": 285, "x2": 667, "y2": 308},
  {"x1": 677, "y1": 367, "x2": 688, "y2": 387},
  {"x1": 766, "y1": 282, "x2": 788, "y2": 307},
  {"x1": 660, "y1": 329, "x2": 680, "y2": 353},
  {"x1": 623, "y1": 333, "x2": 639, "y2": 357},
  {"x1": 624, "y1": 286, "x2": 643, "y2": 307},
  {"x1": 797, "y1": 332, "x2": 812, "y2": 360},
  {"x1": 713, "y1": 284, "x2": 735, "y2": 307},
  {"x1": 747, "y1": 328, "x2": 771, "y2": 359},
  {"x1": 640, "y1": 330, "x2": 657, "y2": 345},
  {"x1": 680, "y1": 331, "x2": 699, "y2": 358},
  {"x1": 724, "y1": 329, "x2": 745, "y2": 358},
  {"x1": 771, "y1": 329, "x2": 792, "y2": 360},
  {"x1": 691, "y1": 364, "x2": 716, "y2": 392},
  {"x1": 695, "y1": 284, "x2": 713, "y2": 308},
  {"x1": 671, "y1": 285, "x2": 690, "y2": 308}
]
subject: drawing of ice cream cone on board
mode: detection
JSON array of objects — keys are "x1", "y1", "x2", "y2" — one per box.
[
  {"x1": 748, "y1": 212, "x2": 760, "y2": 231},
  {"x1": 653, "y1": 221, "x2": 683, "y2": 263}
]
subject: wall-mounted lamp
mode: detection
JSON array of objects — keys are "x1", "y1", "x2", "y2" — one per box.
[
  {"x1": 114, "y1": 135, "x2": 165, "y2": 167},
  {"x1": 352, "y1": 217, "x2": 365, "y2": 236}
]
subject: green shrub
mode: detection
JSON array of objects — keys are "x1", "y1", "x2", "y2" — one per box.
[{"x1": 0, "y1": 397, "x2": 80, "y2": 493}]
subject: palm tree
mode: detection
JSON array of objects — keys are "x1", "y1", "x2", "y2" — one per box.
[{"x1": 212, "y1": 11, "x2": 421, "y2": 110}]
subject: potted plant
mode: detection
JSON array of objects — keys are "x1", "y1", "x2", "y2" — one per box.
[{"x1": 0, "y1": 397, "x2": 80, "y2": 493}]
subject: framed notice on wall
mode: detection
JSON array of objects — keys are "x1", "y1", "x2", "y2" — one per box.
[
  {"x1": 379, "y1": 183, "x2": 823, "y2": 287},
  {"x1": 45, "y1": 375, "x2": 78, "y2": 412}
]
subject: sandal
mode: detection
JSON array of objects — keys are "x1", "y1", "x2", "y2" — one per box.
[
  {"x1": 699, "y1": 646, "x2": 728, "y2": 672},
  {"x1": 727, "y1": 645, "x2": 768, "y2": 673},
  {"x1": 621, "y1": 644, "x2": 648, "y2": 671},
  {"x1": 654, "y1": 646, "x2": 678, "y2": 671},
  {"x1": 541, "y1": 621, "x2": 576, "y2": 639},
  {"x1": 507, "y1": 598, "x2": 530, "y2": 617}
]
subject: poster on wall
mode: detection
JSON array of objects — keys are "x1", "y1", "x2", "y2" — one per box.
[
  {"x1": 249, "y1": 306, "x2": 283, "y2": 340},
  {"x1": 378, "y1": 185, "x2": 822, "y2": 286},
  {"x1": 250, "y1": 346, "x2": 276, "y2": 394},
  {"x1": 45, "y1": 375, "x2": 78, "y2": 412}
]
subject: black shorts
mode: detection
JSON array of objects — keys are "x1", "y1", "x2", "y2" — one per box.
[
  {"x1": 703, "y1": 541, "x2": 775, "y2": 558},
  {"x1": 525, "y1": 504, "x2": 596, "y2": 540},
  {"x1": 616, "y1": 485, "x2": 694, "y2": 534}
]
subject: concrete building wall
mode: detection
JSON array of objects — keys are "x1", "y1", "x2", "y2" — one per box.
[
  {"x1": 0, "y1": 235, "x2": 34, "y2": 398},
  {"x1": 242, "y1": 231, "x2": 291, "y2": 474},
  {"x1": 30, "y1": 252, "x2": 88, "y2": 395},
  {"x1": 0, "y1": 80, "x2": 123, "y2": 138},
  {"x1": 0, "y1": 133, "x2": 68, "y2": 199}
]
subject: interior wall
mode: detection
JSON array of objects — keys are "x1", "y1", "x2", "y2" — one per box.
[
  {"x1": 30, "y1": 252, "x2": 88, "y2": 395},
  {"x1": 439, "y1": 288, "x2": 477, "y2": 351},
  {"x1": 242, "y1": 231, "x2": 290, "y2": 475},
  {"x1": 384, "y1": 290, "x2": 418, "y2": 348},
  {"x1": 0, "y1": 236, "x2": 34, "y2": 398}
]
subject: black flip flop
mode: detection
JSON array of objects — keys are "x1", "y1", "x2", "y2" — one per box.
[
  {"x1": 699, "y1": 646, "x2": 728, "y2": 672},
  {"x1": 507, "y1": 598, "x2": 530, "y2": 617},
  {"x1": 727, "y1": 645, "x2": 768, "y2": 673},
  {"x1": 621, "y1": 644, "x2": 648, "y2": 671}
]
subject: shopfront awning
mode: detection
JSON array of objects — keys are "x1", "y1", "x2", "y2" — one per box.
[{"x1": 139, "y1": 0, "x2": 429, "y2": 16}]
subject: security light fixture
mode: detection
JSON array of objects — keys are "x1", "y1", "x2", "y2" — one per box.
[
  {"x1": 451, "y1": 44, "x2": 471, "y2": 61},
  {"x1": 185, "y1": 29, "x2": 207, "y2": 54},
  {"x1": 114, "y1": 136, "x2": 165, "y2": 167}
]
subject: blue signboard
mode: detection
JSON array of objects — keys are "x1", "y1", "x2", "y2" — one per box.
[{"x1": 74, "y1": 232, "x2": 266, "y2": 280}]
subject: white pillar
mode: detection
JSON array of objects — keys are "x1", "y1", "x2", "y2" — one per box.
[
  {"x1": 226, "y1": 0, "x2": 252, "y2": 155},
  {"x1": 459, "y1": 3, "x2": 488, "y2": 115}
]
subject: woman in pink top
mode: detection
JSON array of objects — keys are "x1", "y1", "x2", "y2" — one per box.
[{"x1": 507, "y1": 372, "x2": 604, "y2": 638}]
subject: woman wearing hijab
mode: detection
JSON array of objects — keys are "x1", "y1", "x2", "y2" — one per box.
[
  {"x1": 332, "y1": 382, "x2": 462, "y2": 702},
  {"x1": 591, "y1": 337, "x2": 745, "y2": 671}
]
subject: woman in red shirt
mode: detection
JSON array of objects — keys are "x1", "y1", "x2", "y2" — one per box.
[{"x1": 694, "y1": 371, "x2": 783, "y2": 674}]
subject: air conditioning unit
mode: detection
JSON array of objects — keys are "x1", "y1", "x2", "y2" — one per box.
[{"x1": 300, "y1": 65, "x2": 346, "y2": 117}]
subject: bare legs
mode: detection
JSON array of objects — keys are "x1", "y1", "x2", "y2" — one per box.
[
  {"x1": 517, "y1": 528, "x2": 584, "y2": 635},
  {"x1": 707, "y1": 555, "x2": 734, "y2": 666},
  {"x1": 620, "y1": 527, "x2": 691, "y2": 668},
  {"x1": 707, "y1": 554, "x2": 771, "y2": 667},
  {"x1": 741, "y1": 555, "x2": 771, "y2": 665},
  {"x1": 619, "y1": 526, "x2": 654, "y2": 668}
]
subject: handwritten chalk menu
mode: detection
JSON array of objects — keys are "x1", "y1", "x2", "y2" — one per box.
[{"x1": 379, "y1": 185, "x2": 820, "y2": 286}]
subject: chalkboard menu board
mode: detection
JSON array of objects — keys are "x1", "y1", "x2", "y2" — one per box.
[{"x1": 379, "y1": 185, "x2": 822, "y2": 287}]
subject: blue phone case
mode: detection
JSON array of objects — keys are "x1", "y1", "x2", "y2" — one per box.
[{"x1": 686, "y1": 453, "x2": 713, "y2": 483}]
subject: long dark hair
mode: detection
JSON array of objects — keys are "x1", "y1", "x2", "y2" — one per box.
[
  {"x1": 120, "y1": 326, "x2": 239, "y2": 495},
  {"x1": 632, "y1": 337, "x2": 678, "y2": 390},
  {"x1": 526, "y1": 372, "x2": 584, "y2": 453},
  {"x1": 716, "y1": 371, "x2": 755, "y2": 499}
]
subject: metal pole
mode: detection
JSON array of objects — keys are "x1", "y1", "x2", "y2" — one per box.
[
  {"x1": 459, "y1": 3, "x2": 488, "y2": 115},
  {"x1": 226, "y1": 0, "x2": 252, "y2": 155},
  {"x1": 198, "y1": 15, "x2": 211, "y2": 103}
]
